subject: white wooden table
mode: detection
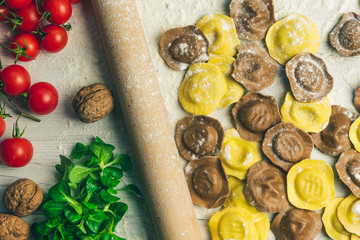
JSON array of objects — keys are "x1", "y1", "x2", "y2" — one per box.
[
  {"x1": 0, "y1": 1, "x2": 156, "y2": 239},
  {"x1": 0, "y1": 0, "x2": 359, "y2": 239}
]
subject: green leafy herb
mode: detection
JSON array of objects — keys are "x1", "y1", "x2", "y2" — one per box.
[{"x1": 32, "y1": 137, "x2": 142, "y2": 240}]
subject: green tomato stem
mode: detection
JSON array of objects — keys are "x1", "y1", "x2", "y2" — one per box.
[{"x1": 0, "y1": 92, "x2": 41, "y2": 122}]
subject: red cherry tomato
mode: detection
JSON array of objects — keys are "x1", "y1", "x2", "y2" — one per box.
[
  {"x1": 43, "y1": 0, "x2": 72, "y2": 25},
  {"x1": 0, "y1": 6, "x2": 10, "y2": 22},
  {"x1": 14, "y1": 2, "x2": 41, "y2": 32},
  {"x1": 10, "y1": 33, "x2": 40, "y2": 61},
  {"x1": 0, "y1": 137, "x2": 33, "y2": 167},
  {"x1": 4, "y1": 0, "x2": 31, "y2": 9},
  {"x1": 69, "y1": 0, "x2": 81, "y2": 4},
  {"x1": 1, "y1": 65, "x2": 31, "y2": 97},
  {"x1": 28, "y1": 82, "x2": 58, "y2": 115},
  {"x1": 40, "y1": 25, "x2": 68, "y2": 53},
  {"x1": 0, "y1": 118, "x2": 5, "y2": 138}
]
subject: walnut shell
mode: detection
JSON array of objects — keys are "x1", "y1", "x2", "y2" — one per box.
[
  {"x1": 72, "y1": 83, "x2": 114, "y2": 123},
  {"x1": 0, "y1": 213, "x2": 30, "y2": 240},
  {"x1": 3, "y1": 178, "x2": 43, "y2": 217}
]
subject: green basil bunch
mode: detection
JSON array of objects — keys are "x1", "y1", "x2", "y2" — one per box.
[{"x1": 32, "y1": 137, "x2": 142, "y2": 240}]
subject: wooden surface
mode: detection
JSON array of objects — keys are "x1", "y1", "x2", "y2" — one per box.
[
  {"x1": 0, "y1": 1, "x2": 157, "y2": 239},
  {"x1": 0, "y1": 0, "x2": 359, "y2": 240},
  {"x1": 91, "y1": 0, "x2": 201, "y2": 239}
]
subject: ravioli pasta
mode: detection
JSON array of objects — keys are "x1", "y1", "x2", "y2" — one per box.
[
  {"x1": 219, "y1": 129, "x2": 261, "y2": 179},
  {"x1": 196, "y1": 14, "x2": 240, "y2": 57},
  {"x1": 208, "y1": 56, "x2": 244, "y2": 108},
  {"x1": 178, "y1": 63, "x2": 227, "y2": 115},
  {"x1": 265, "y1": 14, "x2": 320, "y2": 65},
  {"x1": 281, "y1": 92, "x2": 331, "y2": 133}
]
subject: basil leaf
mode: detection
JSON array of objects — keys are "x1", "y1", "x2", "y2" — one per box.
[
  {"x1": 46, "y1": 216, "x2": 62, "y2": 229},
  {"x1": 111, "y1": 154, "x2": 131, "y2": 172},
  {"x1": 32, "y1": 222, "x2": 51, "y2": 236},
  {"x1": 101, "y1": 176, "x2": 120, "y2": 189},
  {"x1": 83, "y1": 202, "x2": 98, "y2": 210},
  {"x1": 118, "y1": 184, "x2": 142, "y2": 199},
  {"x1": 109, "y1": 202, "x2": 128, "y2": 229},
  {"x1": 95, "y1": 136, "x2": 105, "y2": 144},
  {"x1": 112, "y1": 234, "x2": 126, "y2": 240},
  {"x1": 69, "y1": 203, "x2": 83, "y2": 215},
  {"x1": 100, "y1": 190, "x2": 120, "y2": 203},
  {"x1": 104, "y1": 167, "x2": 123, "y2": 180},
  {"x1": 56, "y1": 155, "x2": 74, "y2": 180},
  {"x1": 48, "y1": 181, "x2": 76, "y2": 204},
  {"x1": 90, "y1": 142, "x2": 115, "y2": 164},
  {"x1": 84, "y1": 177, "x2": 102, "y2": 202},
  {"x1": 69, "y1": 165, "x2": 98, "y2": 183},
  {"x1": 64, "y1": 205, "x2": 82, "y2": 223},
  {"x1": 42, "y1": 200, "x2": 67, "y2": 218},
  {"x1": 85, "y1": 209, "x2": 108, "y2": 233},
  {"x1": 72, "y1": 142, "x2": 88, "y2": 159}
]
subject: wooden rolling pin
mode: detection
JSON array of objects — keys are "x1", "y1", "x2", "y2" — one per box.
[{"x1": 91, "y1": 1, "x2": 203, "y2": 239}]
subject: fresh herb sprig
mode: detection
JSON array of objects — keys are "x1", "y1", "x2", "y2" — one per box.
[{"x1": 32, "y1": 137, "x2": 142, "y2": 240}]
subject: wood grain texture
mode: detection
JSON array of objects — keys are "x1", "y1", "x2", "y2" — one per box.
[
  {"x1": 91, "y1": 1, "x2": 202, "y2": 239},
  {"x1": 0, "y1": 1, "x2": 157, "y2": 239}
]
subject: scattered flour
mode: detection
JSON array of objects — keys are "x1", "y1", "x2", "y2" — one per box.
[{"x1": 136, "y1": 0, "x2": 360, "y2": 239}]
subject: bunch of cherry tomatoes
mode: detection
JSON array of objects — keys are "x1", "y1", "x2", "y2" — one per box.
[{"x1": 0, "y1": 0, "x2": 81, "y2": 168}]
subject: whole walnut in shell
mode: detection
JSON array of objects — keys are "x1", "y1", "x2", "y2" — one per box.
[
  {"x1": 72, "y1": 83, "x2": 114, "y2": 123},
  {"x1": 0, "y1": 213, "x2": 30, "y2": 240},
  {"x1": 3, "y1": 178, "x2": 43, "y2": 217}
]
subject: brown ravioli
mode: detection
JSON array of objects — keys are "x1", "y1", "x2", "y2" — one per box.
[
  {"x1": 263, "y1": 122, "x2": 313, "y2": 171},
  {"x1": 230, "y1": 0, "x2": 275, "y2": 41},
  {"x1": 286, "y1": 53, "x2": 333, "y2": 102},
  {"x1": 175, "y1": 115, "x2": 224, "y2": 161},
  {"x1": 330, "y1": 12, "x2": 360, "y2": 56},
  {"x1": 244, "y1": 161, "x2": 290, "y2": 213},
  {"x1": 160, "y1": 25, "x2": 209, "y2": 70},
  {"x1": 232, "y1": 92, "x2": 282, "y2": 141},
  {"x1": 271, "y1": 208, "x2": 322, "y2": 240},
  {"x1": 355, "y1": 86, "x2": 360, "y2": 113},
  {"x1": 184, "y1": 156, "x2": 230, "y2": 208},
  {"x1": 336, "y1": 150, "x2": 360, "y2": 197},
  {"x1": 312, "y1": 105, "x2": 357, "y2": 156},
  {"x1": 232, "y1": 43, "x2": 278, "y2": 92}
]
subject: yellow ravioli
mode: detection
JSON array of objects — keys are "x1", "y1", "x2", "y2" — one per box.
[
  {"x1": 219, "y1": 129, "x2": 261, "y2": 179},
  {"x1": 287, "y1": 159, "x2": 335, "y2": 210},
  {"x1": 178, "y1": 63, "x2": 227, "y2": 115},
  {"x1": 254, "y1": 214, "x2": 270, "y2": 240},
  {"x1": 208, "y1": 56, "x2": 244, "y2": 108},
  {"x1": 338, "y1": 194, "x2": 360, "y2": 236},
  {"x1": 197, "y1": 14, "x2": 240, "y2": 57},
  {"x1": 266, "y1": 14, "x2": 320, "y2": 65},
  {"x1": 224, "y1": 177, "x2": 267, "y2": 220},
  {"x1": 323, "y1": 198, "x2": 352, "y2": 240},
  {"x1": 352, "y1": 234, "x2": 360, "y2": 240},
  {"x1": 349, "y1": 117, "x2": 360, "y2": 152},
  {"x1": 209, "y1": 207, "x2": 258, "y2": 240},
  {"x1": 281, "y1": 92, "x2": 331, "y2": 133}
]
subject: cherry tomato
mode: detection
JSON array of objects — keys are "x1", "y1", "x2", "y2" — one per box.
[
  {"x1": 0, "y1": 5, "x2": 10, "y2": 22},
  {"x1": 40, "y1": 25, "x2": 68, "y2": 53},
  {"x1": 14, "y1": 2, "x2": 41, "y2": 32},
  {"x1": 1, "y1": 65, "x2": 31, "y2": 97},
  {"x1": 0, "y1": 118, "x2": 5, "y2": 138},
  {"x1": 10, "y1": 33, "x2": 40, "y2": 61},
  {"x1": 69, "y1": 0, "x2": 81, "y2": 4},
  {"x1": 28, "y1": 82, "x2": 58, "y2": 115},
  {"x1": 4, "y1": 0, "x2": 31, "y2": 10},
  {"x1": 43, "y1": 0, "x2": 72, "y2": 25},
  {"x1": 0, "y1": 137, "x2": 33, "y2": 167}
]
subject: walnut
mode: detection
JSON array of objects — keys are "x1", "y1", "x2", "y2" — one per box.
[
  {"x1": 72, "y1": 83, "x2": 114, "y2": 123},
  {"x1": 0, "y1": 213, "x2": 30, "y2": 240},
  {"x1": 3, "y1": 178, "x2": 43, "y2": 217}
]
